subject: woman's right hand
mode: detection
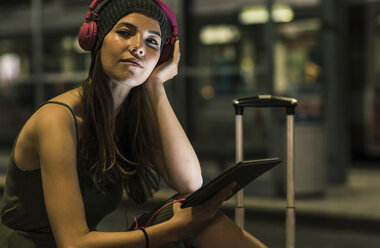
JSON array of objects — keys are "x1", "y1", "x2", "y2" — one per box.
[
  {"x1": 170, "y1": 182, "x2": 237, "y2": 240},
  {"x1": 146, "y1": 39, "x2": 180, "y2": 86}
]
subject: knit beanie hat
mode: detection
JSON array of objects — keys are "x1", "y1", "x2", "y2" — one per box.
[{"x1": 91, "y1": 0, "x2": 170, "y2": 60}]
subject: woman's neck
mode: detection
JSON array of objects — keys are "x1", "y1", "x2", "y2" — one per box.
[{"x1": 109, "y1": 80, "x2": 133, "y2": 115}]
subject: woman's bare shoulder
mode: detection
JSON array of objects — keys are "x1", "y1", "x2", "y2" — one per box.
[
  {"x1": 14, "y1": 88, "x2": 83, "y2": 170},
  {"x1": 35, "y1": 89, "x2": 81, "y2": 124},
  {"x1": 50, "y1": 87, "x2": 83, "y2": 114}
]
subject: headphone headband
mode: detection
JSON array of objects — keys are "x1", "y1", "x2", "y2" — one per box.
[
  {"x1": 89, "y1": 0, "x2": 103, "y2": 10},
  {"x1": 152, "y1": 0, "x2": 177, "y2": 36},
  {"x1": 152, "y1": 0, "x2": 178, "y2": 64}
]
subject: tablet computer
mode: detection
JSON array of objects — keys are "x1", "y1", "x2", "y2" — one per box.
[{"x1": 180, "y1": 158, "x2": 281, "y2": 208}]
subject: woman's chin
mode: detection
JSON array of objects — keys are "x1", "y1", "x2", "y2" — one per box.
[{"x1": 110, "y1": 77, "x2": 143, "y2": 88}]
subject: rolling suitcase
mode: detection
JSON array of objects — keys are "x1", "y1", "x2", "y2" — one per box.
[{"x1": 233, "y1": 95, "x2": 297, "y2": 248}]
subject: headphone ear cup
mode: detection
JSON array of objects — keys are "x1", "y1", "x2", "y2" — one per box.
[
  {"x1": 157, "y1": 37, "x2": 177, "y2": 66},
  {"x1": 78, "y1": 20, "x2": 98, "y2": 51}
]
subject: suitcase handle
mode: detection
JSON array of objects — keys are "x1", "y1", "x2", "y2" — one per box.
[
  {"x1": 233, "y1": 94, "x2": 297, "y2": 248},
  {"x1": 233, "y1": 95, "x2": 297, "y2": 115}
]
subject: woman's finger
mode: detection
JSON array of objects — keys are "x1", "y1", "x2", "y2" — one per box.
[
  {"x1": 220, "y1": 181, "x2": 237, "y2": 199},
  {"x1": 172, "y1": 39, "x2": 181, "y2": 63}
]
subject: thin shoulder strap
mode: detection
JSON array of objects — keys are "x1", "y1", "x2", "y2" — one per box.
[{"x1": 36, "y1": 101, "x2": 79, "y2": 142}]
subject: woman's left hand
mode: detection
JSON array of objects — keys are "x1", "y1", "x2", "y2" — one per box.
[{"x1": 147, "y1": 39, "x2": 181, "y2": 84}]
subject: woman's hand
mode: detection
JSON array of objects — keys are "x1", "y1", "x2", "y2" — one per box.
[
  {"x1": 170, "y1": 182, "x2": 237, "y2": 240},
  {"x1": 146, "y1": 39, "x2": 180, "y2": 85}
]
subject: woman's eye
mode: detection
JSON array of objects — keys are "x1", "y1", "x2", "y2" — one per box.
[
  {"x1": 147, "y1": 38, "x2": 159, "y2": 47},
  {"x1": 116, "y1": 30, "x2": 132, "y2": 37}
]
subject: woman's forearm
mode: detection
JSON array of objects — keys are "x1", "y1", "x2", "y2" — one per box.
[
  {"x1": 67, "y1": 220, "x2": 181, "y2": 248},
  {"x1": 145, "y1": 80, "x2": 202, "y2": 194}
]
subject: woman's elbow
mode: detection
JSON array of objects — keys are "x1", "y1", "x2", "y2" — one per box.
[{"x1": 179, "y1": 174, "x2": 203, "y2": 194}]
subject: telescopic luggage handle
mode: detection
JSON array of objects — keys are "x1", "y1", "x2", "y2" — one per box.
[
  {"x1": 233, "y1": 95, "x2": 297, "y2": 248},
  {"x1": 233, "y1": 95, "x2": 297, "y2": 114}
]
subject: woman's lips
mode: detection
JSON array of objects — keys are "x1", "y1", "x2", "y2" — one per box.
[{"x1": 121, "y1": 58, "x2": 144, "y2": 68}]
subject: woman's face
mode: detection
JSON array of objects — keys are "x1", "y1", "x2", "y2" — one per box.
[{"x1": 100, "y1": 13, "x2": 162, "y2": 86}]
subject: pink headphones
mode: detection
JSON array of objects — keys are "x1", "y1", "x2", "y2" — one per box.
[{"x1": 78, "y1": 0, "x2": 178, "y2": 65}]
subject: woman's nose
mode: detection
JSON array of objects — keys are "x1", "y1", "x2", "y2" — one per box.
[{"x1": 129, "y1": 35, "x2": 145, "y2": 56}]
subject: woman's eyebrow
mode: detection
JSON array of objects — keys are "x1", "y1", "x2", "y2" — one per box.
[{"x1": 116, "y1": 22, "x2": 161, "y2": 37}]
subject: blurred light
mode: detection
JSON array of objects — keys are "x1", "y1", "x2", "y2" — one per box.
[
  {"x1": 239, "y1": 4, "x2": 294, "y2": 25},
  {"x1": 201, "y1": 85, "x2": 215, "y2": 100},
  {"x1": 0, "y1": 53, "x2": 20, "y2": 83},
  {"x1": 239, "y1": 5, "x2": 268, "y2": 24},
  {"x1": 200, "y1": 25, "x2": 241, "y2": 45},
  {"x1": 273, "y1": 4, "x2": 294, "y2": 23}
]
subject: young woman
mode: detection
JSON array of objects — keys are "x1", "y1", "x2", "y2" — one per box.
[{"x1": 0, "y1": 0, "x2": 267, "y2": 247}]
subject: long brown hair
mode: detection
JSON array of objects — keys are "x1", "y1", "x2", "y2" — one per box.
[{"x1": 79, "y1": 52, "x2": 161, "y2": 204}]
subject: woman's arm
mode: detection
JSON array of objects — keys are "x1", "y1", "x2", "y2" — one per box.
[
  {"x1": 145, "y1": 40, "x2": 203, "y2": 194},
  {"x1": 35, "y1": 105, "x2": 181, "y2": 248}
]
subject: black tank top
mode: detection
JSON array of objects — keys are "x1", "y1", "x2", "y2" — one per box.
[{"x1": 0, "y1": 101, "x2": 123, "y2": 247}]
